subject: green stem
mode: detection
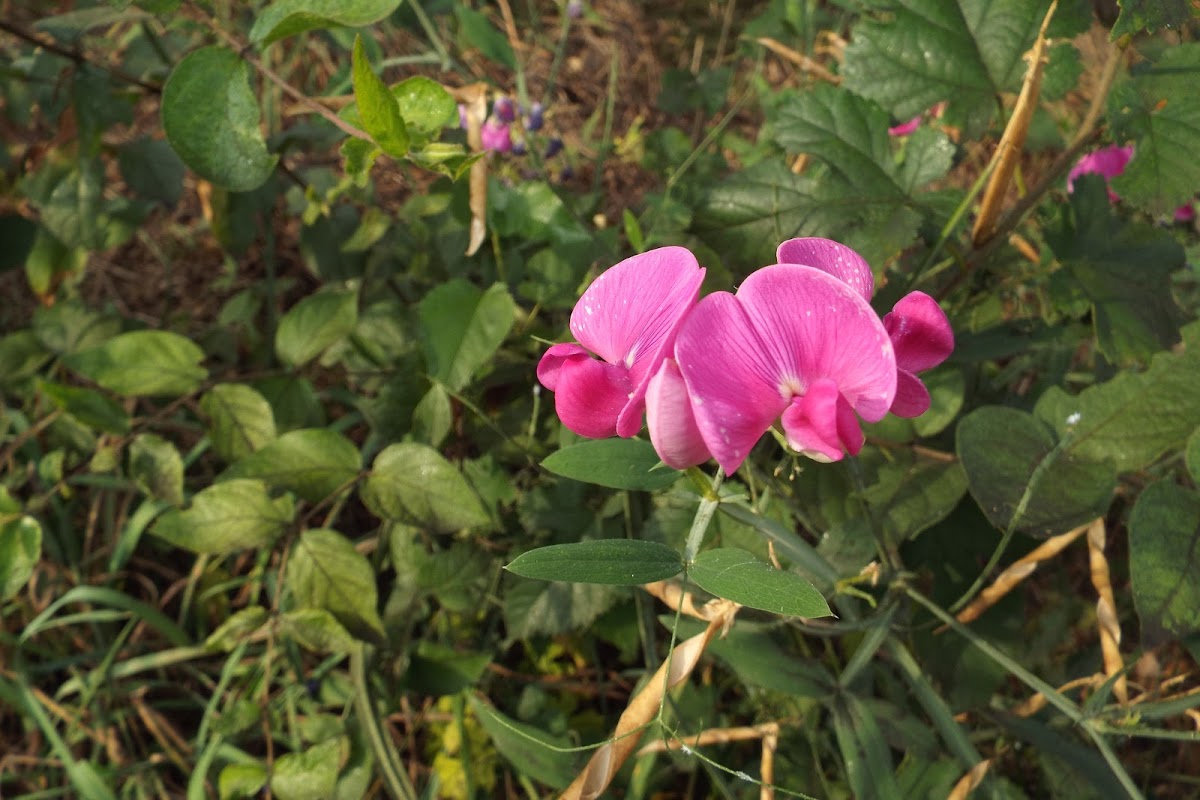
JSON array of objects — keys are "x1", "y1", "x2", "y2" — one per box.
[
  {"x1": 351, "y1": 644, "x2": 418, "y2": 800},
  {"x1": 683, "y1": 469, "x2": 724, "y2": 563}
]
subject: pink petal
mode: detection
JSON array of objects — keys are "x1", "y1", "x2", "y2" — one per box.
[
  {"x1": 888, "y1": 116, "x2": 922, "y2": 137},
  {"x1": 735, "y1": 265, "x2": 896, "y2": 422},
  {"x1": 776, "y1": 237, "x2": 874, "y2": 301},
  {"x1": 890, "y1": 369, "x2": 932, "y2": 418},
  {"x1": 883, "y1": 292, "x2": 953, "y2": 374},
  {"x1": 545, "y1": 354, "x2": 632, "y2": 439},
  {"x1": 780, "y1": 378, "x2": 864, "y2": 462},
  {"x1": 569, "y1": 247, "x2": 705, "y2": 438},
  {"x1": 1175, "y1": 203, "x2": 1196, "y2": 223},
  {"x1": 481, "y1": 118, "x2": 512, "y2": 152},
  {"x1": 674, "y1": 292, "x2": 788, "y2": 475},
  {"x1": 536, "y1": 343, "x2": 591, "y2": 392},
  {"x1": 646, "y1": 359, "x2": 711, "y2": 469},
  {"x1": 1067, "y1": 145, "x2": 1133, "y2": 194}
]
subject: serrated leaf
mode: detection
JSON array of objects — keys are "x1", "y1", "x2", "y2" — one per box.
[
  {"x1": 1046, "y1": 176, "x2": 1186, "y2": 364},
  {"x1": 1034, "y1": 322, "x2": 1200, "y2": 474},
  {"x1": 1112, "y1": 0, "x2": 1197, "y2": 37},
  {"x1": 502, "y1": 578, "x2": 620, "y2": 639},
  {"x1": 1186, "y1": 428, "x2": 1200, "y2": 483},
  {"x1": 453, "y1": 5, "x2": 515, "y2": 69},
  {"x1": 688, "y1": 548, "x2": 831, "y2": 618},
  {"x1": 270, "y1": 737, "x2": 346, "y2": 800},
  {"x1": 275, "y1": 289, "x2": 359, "y2": 367},
  {"x1": 541, "y1": 439, "x2": 680, "y2": 491},
  {"x1": 506, "y1": 540, "x2": 683, "y2": 585},
  {"x1": 843, "y1": 0, "x2": 1045, "y2": 133},
  {"x1": 64, "y1": 330, "x2": 207, "y2": 398},
  {"x1": 351, "y1": 36, "x2": 408, "y2": 156},
  {"x1": 1109, "y1": 44, "x2": 1200, "y2": 216},
  {"x1": 222, "y1": 428, "x2": 360, "y2": 503},
  {"x1": 151, "y1": 479, "x2": 293, "y2": 554},
  {"x1": 1129, "y1": 481, "x2": 1200, "y2": 643},
  {"x1": 418, "y1": 280, "x2": 515, "y2": 392},
  {"x1": 38, "y1": 380, "x2": 130, "y2": 434},
  {"x1": 392, "y1": 76, "x2": 457, "y2": 140},
  {"x1": 287, "y1": 529, "x2": 384, "y2": 643},
  {"x1": 162, "y1": 47, "x2": 277, "y2": 192},
  {"x1": 957, "y1": 406, "x2": 1115, "y2": 537},
  {"x1": 200, "y1": 383, "x2": 277, "y2": 463},
  {"x1": 362, "y1": 443, "x2": 488, "y2": 533},
  {"x1": 279, "y1": 608, "x2": 357, "y2": 654},
  {"x1": 129, "y1": 434, "x2": 185, "y2": 506},
  {"x1": 471, "y1": 697, "x2": 577, "y2": 789},
  {"x1": 249, "y1": 0, "x2": 401, "y2": 45}
]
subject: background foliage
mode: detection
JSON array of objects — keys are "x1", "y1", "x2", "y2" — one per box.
[{"x1": 1, "y1": 0, "x2": 1199, "y2": 798}]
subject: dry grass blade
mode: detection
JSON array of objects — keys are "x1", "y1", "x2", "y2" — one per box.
[
  {"x1": 947, "y1": 758, "x2": 992, "y2": 800},
  {"x1": 971, "y1": 0, "x2": 1057, "y2": 246},
  {"x1": 560, "y1": 609, "x2": 735, "y2": 800},
  {"x1": 1088, "y1": 518, "x2": 1128, "y2": 703},
  {"x1": 755, "y1": 38, "x2": 840, "y2": 85},
  {"x1": 945, "y1": 519, "x2": 1093, "y2": 630},
  {"x1": 449, "y1": 83, "x2": 490, "y2": 256}
]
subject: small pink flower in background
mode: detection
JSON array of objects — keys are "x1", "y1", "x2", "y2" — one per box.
[
  {"x1": 888, "y1": 116, "x2": 922, "y2": 137},
  {"x1": 537, "y1": 248, "x2": 705, "y2": 439},
  {"x1": 1067, "y1": 144, "x2": 1133, "y2": 202},
  {"x1": 1176, "y1": 203, "x2": 1196, "y2": 223},
  {"x1": 481, "y1": 117, "x2": 513, "y2": 152}
]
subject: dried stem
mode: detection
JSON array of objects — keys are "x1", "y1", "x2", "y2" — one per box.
[{"x1": 1088, "y1": 519, "x2": 1128, "y2": 703}]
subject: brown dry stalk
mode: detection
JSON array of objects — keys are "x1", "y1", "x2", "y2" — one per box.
[
  {"x1": 1087, "y1": 518, "x2": 1128, "y2": 703},
  {"x1": 755, "y1": 38, "x2": 840, "y2": 85},
  {"x1": 448, "y1": 83, "x2": 490, "y2": 256},
  {"x1": 947, "y1": 758, "x2": 992, "y2": 800},
  {"x1": 1012, "y1": 674, "x2": 1102, "y2": 717},
  {"x1": 641, "y1": 580, "x2": 726, "y2": 621},
  {"x1": 946, "y1": 520, "x2": 1093, "y2": 630},
  {"x1": 560, "y1": 610, "x2": 736, "y2": 800},
  {"x1": 637, "y1": 722, "x2": 780, "y2": 753},
  {"x1": 971, "y1": 0, "x2": 1057, "y2": 246}
]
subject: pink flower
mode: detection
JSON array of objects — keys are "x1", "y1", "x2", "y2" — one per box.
[
  {"x1": 1068, "y1": 145, "x2": 1133, "y2": 202},
  {"x1": 1174, "y1": 203, "x2": 1195, "y2": 223},
  {"x1": 537, "y1": 248, "x2": 705, "y2": 439},
  {"x1": 481, "y1": 118, "x2": 513, "y2": 152},
  {"x1": 888, "y1": 116, "x2": 922, "y2": 137},
  {"x1": 648, "y1": 247, "x2": 899, "y2": 472}
]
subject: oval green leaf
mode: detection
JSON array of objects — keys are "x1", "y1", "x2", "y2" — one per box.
[
  {"x1": 250, "y1": 0, "x2": 402, "y2": 46},
  {"x1": 506, "y1": 540, "x2": 683, "y2": 585},
  {"x1": 287, "y1": 528, "x2": 385, "y2": 643},
  {"x1": 361, "y1": 442, "x2": 489, "y2": 533},
  {"x1": 162, "y1": 46, "x2": 277, "y2": 192},
  {"x1": 64, "y1": 330, "x2": 207, "y2": 398},
  {"x1": 1129, "y1": 480, "x2": 1200, "y2": 643},
  {"x1": 689, "y1": 547, "x2": 832, "y2": 618},
  {"x1": 351, "y1": 35, "x2": 408, "y2": 156},
  {"x1": 200, "y1": 383, "x2": 278, "y2": 463},
  {"x1": 541, "y1": 438, "x2": 680, "y2": 491},
  {"x1": 151, "y1": 479, "x2": 294, "y2": 554},
  {"x1": 221, "y1": 428, "x2": 361, "y2": 503},
  {"x1": 275, "y1": 289, "x2": 359, "y2": 367}
]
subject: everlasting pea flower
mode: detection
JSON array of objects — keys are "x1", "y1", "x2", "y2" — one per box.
[
  {"x1": 1068, "y1": 145, "x2": 1133, "y2": 202},
  {"x1": 481, "y1": 117, "x2": 512, "y2": 152},
  {"x1": 648, "y1": 243, "x2": 900, "y2": 472},
  {"x1": 537, "y1": 247, "x2": 705, "y2": 439},
  {"x1": 888, "y1": 115, "x2": 922, "y2": 137}
]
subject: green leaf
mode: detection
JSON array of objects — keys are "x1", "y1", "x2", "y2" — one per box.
[
  {"x1": 200, "y1": 383, "x2": 278, "y2": 463},
  {"x1": 418, "y1": 281, "x2": 515, "y2": 392},
  {"x1": 842, "y1": 0, "x2": 1045, "y2": 132},
  {"x1": 129, "y1": 434, "x2": 185, "y2": 506},
  {"x1": 152, "y1": 479, "x2": 294, "y2": 554},
  {"x1": 1034, "y1": 322, "x2": 1200, "y2": 474},
  {"x1": 688, "y1": 548, "x2": 832, "y2": 618},
  {"x1": 1129, "y1": 481, "x2": 1200, "y2": 643},
  {"x1": 118, "y1": 137, "x2": 185, "y2": 207},
  {"x1": 37, "y1": 160, "x2": 134, "y2": 250},
  {"x1": 287, "y1": 528, "x2": 385, "y2": 643},
  {"x1": 361, "y1": 443, "x2": 489, "y2": 533},
  {"x1": 392, "y1": 76, "x2": 457, "y2": 141},
  {"x1": 470, "y1": 697, "x2": 577, "y2": 789},
  {"x1": 0, "y1": 497, "x2": 42, "y2": 602},
  {"x1": 1186, "y1": 428, "x2": 1200, "y2": 483},
  {"x1": 219, "y1": 763, "x2": 267, "y2": 800},
  {"x1": 38, "y1": 380, "x2": 130, "y2": 434},
  {"x1": 403, "y1": 641, "x2": 491, "y2": 696},
  {"x1": 351, "y1": 36, "x2": 408, "y2": 156},
  {"x1": 957, "y1": 406, "x2": 1115, "y2": 538},
  {"x1": 453, "y1": 5, "x2": 516, "y2": 69},
  {"x1": 222, "y1": 429, "x2": 360, "y2": 503},
  {"x1": 1109, "y1": 44, "x2": 1200, "y2": 216},
  {"x1": 502, "y1": 578, "x2": 620, "y2": 639},
  {"x1": 162, "y1": 46, "x2": 277, "y2": 192},
  {"x1": 1112, "y1": 0, "x2": 1197, "y2": 37},
  {"x1": 1046, "y1": 176, "x2": 1186, "y2": 363},
  {"x1": 279, "y1": 608, "x2": 357, "y2": 654},
  {"x1": 506, "y1": 540, "x2": 683, "y2": 585},
  {"x1": 275, "y1": 289, "x2": 359, "y2": 367},
  {"x1": 541, "y1": 439, "x2": 680, "y2": 491},
  {"x1": 865, "y1": 455, "x2": 969, "y2": 543},
  {"x1": 64, "y1": 330, "x2": 207, "y2": 398},
  {"x1": 205, "y1": 607, "x2": 270, "y2": 651},
  {"x1": 250, "y1": 0, "x2": 402, "y2": 45},
  {"x1": 270, "y1": 737, "x2": 346, "y2": 800}
]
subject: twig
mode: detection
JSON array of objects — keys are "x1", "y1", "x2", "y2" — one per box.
[
  {"x1": 0, "y1": 18, "x2": 162, "y2": 93},
  {"x1": 1088, "y1": 519, "x2": 1127, "y2": 703}
]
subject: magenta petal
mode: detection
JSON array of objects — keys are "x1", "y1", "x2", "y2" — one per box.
[
  {"x1": 780, "y1": 379, "x2": 864, "y2": 462},
  {"x1": 1067, "y1": 145, "x2": 1133, "y2": 193},
  {"x1": 646, "y1": 360, "x2": 711, "y2": 469},
  {"x1": 735, "y1": 265, "x2": 897, "y2": 422},
  {"x1": 674, "y1": 292, "x2": 787, "y2": 475},
  {"x1": 775, "y1": 238, "x2": 874, "y2": 301},
  {"x1": 549, "y1": 355, "x2": 632, "y2": 439},
  {"x1": 569, "y1": 246, "x2": 705, "y2": 438},
  {"x1": 890, "y1": 369, "x2": 932, "y2": 418},
  {"x1": 537, "y1": 343, "x2": 591, "y2": 392},
  {"x1": 883, "y1": 292, "x2": 953, "y2": 374},
  {"x1": 887, "y1": 115, "x2": 922, "y2": 137}
]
